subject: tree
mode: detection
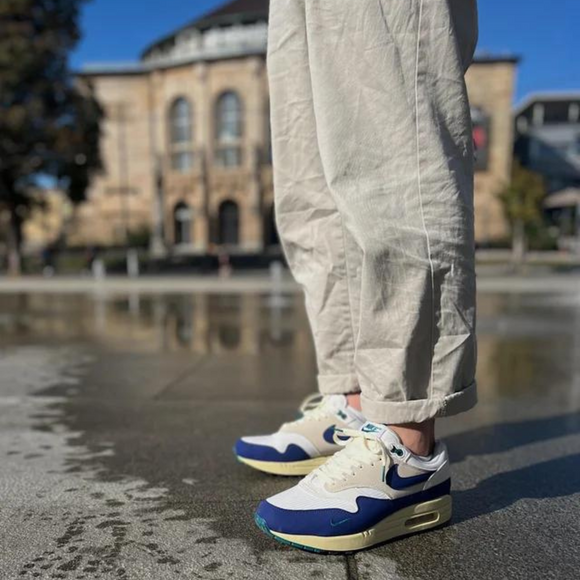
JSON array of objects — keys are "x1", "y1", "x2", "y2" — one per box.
[
  {"x1": 0, "y1": 0, "x2": 102, "y2": 275},
  {"x1": 499, "y1": 161, "x2": 546, "y2": 265}
]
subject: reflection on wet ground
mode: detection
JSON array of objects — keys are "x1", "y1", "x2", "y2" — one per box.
[
  {"x1": 0, "y1": 290, "x2": 579, "y2": 579},
  {"x1": 1, "y1": 291, "x2": 579, "y2": 403}
]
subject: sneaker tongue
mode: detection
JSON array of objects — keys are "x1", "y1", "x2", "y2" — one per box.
[
  {"x1": 360, "y1": 422, "x2": 403, "y2": 447},
  {"x1": 325, "y1": 394, "x2": 348, "y2": 411}
]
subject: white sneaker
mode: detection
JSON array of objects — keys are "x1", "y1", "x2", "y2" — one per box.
[
  {"x1": 234, "y1": 394, "x2": 366, "y2": 476},
  {"x1": 254, "y1": 422, "x2": 452, "y2": 552}
]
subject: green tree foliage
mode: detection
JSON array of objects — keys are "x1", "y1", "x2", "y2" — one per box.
[
  {"x1": 499, "y1": 161, "x2": 547, "y2": 264},
  {"x1": 0, "y1": 0, "x2": 102, "y2": 274}
]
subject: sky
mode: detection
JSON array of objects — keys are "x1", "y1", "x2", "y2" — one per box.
[{"x1": 71, "y1": 0, "x2": 580, "y2": 104}]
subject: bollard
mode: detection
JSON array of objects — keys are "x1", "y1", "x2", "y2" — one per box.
[
  {"x1": 270, "y1": 261, "x2": 283, "y2": 290},
  {"x1": 92, "y1": 258, "x2": 106, "y2": 281},
  {"x1": 268, "y1": 260, "x2": 286, "y2": 309},
  {"x1": 127, "y1": 249, "x2": 140, "y2": 278}
]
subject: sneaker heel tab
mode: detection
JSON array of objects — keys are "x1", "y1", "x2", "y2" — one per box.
[{"x1": 434, "y1": 440, "x2": 449, "y2": 458}]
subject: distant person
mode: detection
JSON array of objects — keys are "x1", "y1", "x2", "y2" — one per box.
[
  {"x1": 235, "y1": 0, "x2": 479, "y2": 552},
  {"x1": 217, "y1": 250, "x2": 232, "y2": 278},
  {"x1": 85, "y1": 246, "x2": 97, "y2": 273},
  {"x1": 41, "y1": 244, "x2": 55, "y2": 277}
]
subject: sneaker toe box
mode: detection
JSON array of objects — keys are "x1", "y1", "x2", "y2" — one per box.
[{"x1": 234, "y1": 436, "x2": 310, "y2": 462}]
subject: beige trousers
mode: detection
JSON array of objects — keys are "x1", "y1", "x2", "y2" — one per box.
[{"x1": 268, "y1": 0, "x2": 479, "y2": 424}]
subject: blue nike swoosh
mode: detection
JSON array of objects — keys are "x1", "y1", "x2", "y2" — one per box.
[
  {"x1": 322, "y1": 425, "x2": 351, "y2": 445},
  {"x1": 330, "y1": 517, "x2": 351, "y2": 527},
  {"x1": 385, "y1": 465, "x2": 432, "y2": 490}
]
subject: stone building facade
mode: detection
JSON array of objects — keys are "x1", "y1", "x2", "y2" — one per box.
[
  {"x1": 466, "y1": 57, "x2": 519, "y2": 243},
  {"x1": 68, "y1": 0, "x2": 518, "y2": 254}
]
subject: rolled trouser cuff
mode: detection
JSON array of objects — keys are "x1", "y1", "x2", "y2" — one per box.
[
  {"x1": 318, "y1": 373, "x2": 360, "y2": 396},
  {"x1": 361, "y1": 381, "x2": 477, "y2": 424}
]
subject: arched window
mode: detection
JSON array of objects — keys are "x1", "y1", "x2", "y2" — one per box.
[
  {"x1": 264, "y1": 204, "x2": 280, "y2": 247},
  {"x1": 169, "y1": 98, "x2": 194, "y2": 172},
  {"x1": 264, "y1": 99, "x2": 272, "y2": 165},
  {"x1": 174, "y1": 201, "x2": 193, "y2": 245},
  {"x1": 215, "y1": 91, "x2": 243, "y2": 167},
  {"x1": 217, "y1": 200, "x2": 239, "y2": 245}
]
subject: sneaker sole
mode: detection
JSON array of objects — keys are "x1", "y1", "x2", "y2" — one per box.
[
  {"x1": 254, "y1": 494, "x2": 452, "y2": 553},
  {"x1": 236, "y1": 455, "x2": 330, "y2": 476}
]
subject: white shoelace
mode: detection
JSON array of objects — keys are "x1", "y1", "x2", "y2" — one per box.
[
  {"x1": 313, "y1": 429, "x2": 397, "y2": 486},
  {"x1": 299, "y1": 393, "x2": 325, "y2": 414},
  {"x1": 283, "y1": 394, "x2": 335, "y2": 427}
]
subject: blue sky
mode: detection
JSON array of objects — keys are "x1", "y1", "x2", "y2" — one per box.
[{"x1": 71, "y1": 0, "x2": 580, "y2": 103}]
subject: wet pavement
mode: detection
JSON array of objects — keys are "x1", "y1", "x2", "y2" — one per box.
[{"x1": 0, "y1": 282, "x2": 579, "y2": 579}]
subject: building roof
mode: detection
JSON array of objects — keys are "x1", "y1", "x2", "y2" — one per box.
[
  {"x1": 200, "y1": 0, "x2": 269, "y2": 21},
  {"x1": 141, "y1": 0, "x2": 269, "y2": 60},
  {"x1": 544, "y1": 187, "x2": 580, "y2": 209},
  {"x1": 514, "y1": 91, "x2": 580, "y2": 116},
  {"x1": 79, "y1": 62, "x2": 147, "y2": 76},
  {"x1": 83, "y1": 1, "x2": 520, "y2": 74},
  {"x1": 473, "y1": 52, "x2": 520, "y2": 65}
]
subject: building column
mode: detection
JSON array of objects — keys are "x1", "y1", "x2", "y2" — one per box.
[
  {"x1": 150, "y1": 156, "x2": 167, "y2": 257},
  {"x1": 195, "y1": 148, "x2": 210, "y2": 253},
  {"x1": 197, "y1": 62, "x2": 211, "y2": 253},
  {"x1": 244, "y1": 57, "x2": 266, "y2": 253},
  {"x1": 148, "y1": 71, "x2": 167, "y2": 257}
]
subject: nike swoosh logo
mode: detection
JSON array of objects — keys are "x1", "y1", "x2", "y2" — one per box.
[
  {"x1": 330, "y1": 517, "x2": 351, "y2": 527},
  {"x1": 385, "y1": 465, "x2": 431, "y2": 490},
  {"x1": 322, "y1": 425, "x2": 350, "y2": 445}
]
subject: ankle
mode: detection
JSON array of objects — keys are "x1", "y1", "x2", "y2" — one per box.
[
  {"x1": 389, "y1": 420, "x2": 435, "y2": 457},
  {"x1": 346, "y1": 393, "x2": 362, "y2": 412}
]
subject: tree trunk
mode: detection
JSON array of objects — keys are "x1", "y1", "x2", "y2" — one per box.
[
  {"x1": 6, "y1": 206, "x2": 22, "y2": 277},
  {"x1": 512, "y1": 219, "x2": 526, "y2": 268}
]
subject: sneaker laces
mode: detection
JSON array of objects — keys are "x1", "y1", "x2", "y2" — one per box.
[
  {"x1": 313, "y1": 429, "x2": 396, "y2": 486},
  {"x1": 284, "y1": 394, "x2": 335, "y2": 427},
  {"x1": 299, "y1": 393, "x2": 325, "y2": 414}
]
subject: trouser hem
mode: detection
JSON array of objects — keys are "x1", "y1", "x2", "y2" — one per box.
[
  {"x1": 361, "y1": 381, "x2": 478, "y2": 424},
  {"x1": 318, "y1": 373, "x2": 360, "y2": 395}
]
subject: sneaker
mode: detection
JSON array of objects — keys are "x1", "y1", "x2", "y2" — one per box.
[
  {"x1": 254, "y1": 422, "x2": 452, "y2": 552},
  {"x1": 234, "y1": 394, "x2": 366, "y2": 476}
]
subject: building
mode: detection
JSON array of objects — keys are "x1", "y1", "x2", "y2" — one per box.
[
  {"x1": 64, "y1": 0, "x2": 518, "y2": 255},
  {"x1": 514, "y1": 93, "x2": 580, "y2": 242},
  {"x1": 467, "y1": 55, "x2": 520, "y2": 244},
  {"x1": 515, "y1": 92, "x2": 580, "y2": 192}
]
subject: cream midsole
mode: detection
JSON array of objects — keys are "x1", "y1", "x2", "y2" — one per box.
[
  {"x1": 236, "y1": 455, "x2": 330, "y2": 475},
  {"x1": 271, "y1": 494, "x2": 452, "y2": 551}
]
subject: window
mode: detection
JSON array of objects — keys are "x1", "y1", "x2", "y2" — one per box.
[
  {"x1": 264, "y1": 99, "x2": 272, "y2": 165},
  {"x1": 264, "y1": 204, "x2": 279, "y2": 247},
  {"x1": 574, "y1": 134, "x2": 580, "y2": 156},
  {"x1": 217, "y1": 200, "x2": 240, "y2": 245},
  {"x1": 169, "y1": 98, "x2": 194, "y2": 172},
  {"x1": 543, "y1": 101, "x2": 572, "y2": 125},
  {"x1": 174, "y1": 201, "x2": 193, "y2": 245},
  {"x1": 215, "y1": 91, "x2": 243, "y2": 167}
]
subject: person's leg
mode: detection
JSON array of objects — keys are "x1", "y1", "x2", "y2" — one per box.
[
  {"x1": 304, "y1": 0, "x2": 479, "y2": 426},
  {"x1": 268, "y1": 0, "x2": 362, "y2": 397},
  {"x1": 233, "y1": 0, "x2": 368, "y2": 477},
  {"x1": 255, "y1": 0, "x2": 479, "y2": 552}
]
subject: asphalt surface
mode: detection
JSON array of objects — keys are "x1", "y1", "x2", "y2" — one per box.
[{"x1": 0, "y1": 284, "x2": 579, "y2": 579}]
